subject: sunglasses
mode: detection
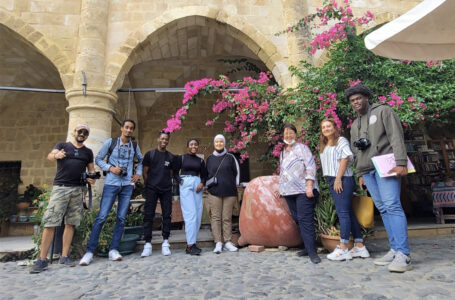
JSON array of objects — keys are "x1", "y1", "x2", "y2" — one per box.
[{"x1": 76, "y1": 129, "x2": 89, "y2": 136}]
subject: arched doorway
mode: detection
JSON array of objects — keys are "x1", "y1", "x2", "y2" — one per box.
[
  {"x1": 0, "y1": 24, "x2": 67, "y2": 189},
  {"x1": 116, "y1": 16, "x2": 276, "y2": 178}
]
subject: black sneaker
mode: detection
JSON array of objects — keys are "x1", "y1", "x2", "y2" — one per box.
[
  {"x1": 296, "y1": 249, "x2": 308, "y2": 257},
  {"x1": 30, "y1": 258, "x2": 49, "y2": 273},
  {"x1": 194, "y1": 244, "x2": 202, "y2": 253},
  {"x1": 309, "y1": 253, "x2": 321, "y2": 264},
  {"x1": 59, "y1": 256, "x2": 76, "y2": 267},
  {"x1": 186, "y1": 245, "x2": 201, "y2": 256}
]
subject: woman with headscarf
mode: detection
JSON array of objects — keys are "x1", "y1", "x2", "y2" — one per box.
[
  {"x1": 206, "y1": 134, "x2": 240, "y2": 254},
  {"x1": 279, "y1": 124, "x2": 321, "y2": 264}
]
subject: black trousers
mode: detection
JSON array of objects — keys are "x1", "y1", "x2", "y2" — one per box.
[
  {"x1": 284, "y1": 190, "x2": 319, "y2": 256},
  {"x1": 143, "y1": 187, "x2": 172, "y2": 243}
]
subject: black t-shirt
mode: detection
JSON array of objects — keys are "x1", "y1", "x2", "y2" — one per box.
[
  {"x1": 206, "y1": 153, "x2": 238, "y2": 197},
  {"x1": 53, "y1": 142, "x2": 94, "y2": 186},
  {"x1": 175, "y1": 154, "x2": 208, "y2": 185},
  {"x1": 143, "y1": 150, "x2": 177, "y2": 192}
]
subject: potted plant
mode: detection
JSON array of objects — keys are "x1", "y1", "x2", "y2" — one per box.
[
  {"x1": 124, "y1": 203, "x2": 144, "y2": 236},
  {"x1": 315, "y1": 180, "x2": 354, "y2": 252}
]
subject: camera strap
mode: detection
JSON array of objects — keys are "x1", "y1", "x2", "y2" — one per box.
[
  {"x1": 357, "y1": 105, "x2": 372, "y2": 139},
  {"x1": 117, "y1": 138, "x2": 132, "y2": 173}
]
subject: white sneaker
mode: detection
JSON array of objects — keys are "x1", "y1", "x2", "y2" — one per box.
[
  {"x1": 350, "y1": 246, "x2": 370, "y2": 258},
  {"x1": 79, "y1": 252, "x2": 93, "y2": 266},
  {"x1": 141, "y1": 243, "x2": 152, "y2": 257},
  {"x1": 213, "y1": 242, "x2": 222, "y2": 254},
  {"x1": 162, "y1": 240, "x2": 171, "y2": 256},
  {"x1": 327, "y1": 246, "x2": 353, "y2": 261},
  {"x1": 108, "y1": 249, "x2": 122, "y2": 261},
  {"x1": 223, "y1": 241, "x2": 238, "y2": 252}
]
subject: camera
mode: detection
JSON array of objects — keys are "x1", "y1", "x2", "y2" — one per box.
[
  {"x1": 353, "y1": 138, "x2": 371, "y2": 151},
  {"x1": 80, "y1": 171, "x2": 101, "y2": 185},
  {"x1": 120, "y1": 167, "x2": 128, "y2": 177}
]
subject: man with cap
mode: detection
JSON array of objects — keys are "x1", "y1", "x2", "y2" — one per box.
[{"x1": 30, "y1": 124, "x2": 97, "y2": 273}]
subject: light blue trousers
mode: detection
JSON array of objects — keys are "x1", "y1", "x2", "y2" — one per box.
[
  {"x1": 363, "y1": 170, "x2": 410, "y2": 254},
  {"x1": 179, "y1": 176, "x2": 203, "y2": 245}
]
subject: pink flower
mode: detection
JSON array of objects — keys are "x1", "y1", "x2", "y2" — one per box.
[
  {"x1": 205, "y1": 120, "x2": 214, "y2": 126},
  {"x1": 378, "y1": 96, "x2": 387, "y2": 102}
]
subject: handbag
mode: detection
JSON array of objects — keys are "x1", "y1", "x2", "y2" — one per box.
[
  {"x1": 352, "y1": 194, "x2": 374, "y2": 228},
  {"x1": 206, "y1": 155, "x2": 228, "y2": 188}
]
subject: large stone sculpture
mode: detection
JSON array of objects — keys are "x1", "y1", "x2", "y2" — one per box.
[{"x1": 238, "y1": 176, "x2": 303, "y2": 247}]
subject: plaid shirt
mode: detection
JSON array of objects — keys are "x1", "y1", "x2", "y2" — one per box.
[{"x1": 279, "y1": 143, "x2": 319, "y2": 196}]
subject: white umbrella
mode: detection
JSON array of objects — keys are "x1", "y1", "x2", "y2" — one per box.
[{"x1": 364, "y1": 0, "x2": 455, "y2": 61}]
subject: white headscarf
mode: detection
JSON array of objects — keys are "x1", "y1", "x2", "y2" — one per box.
[
  {"x1": 213, "y1": 134, "x2": 227, "y2": 156},
  {"x1": 212, "y1": 134, "x2": 240, "y2": 185}
]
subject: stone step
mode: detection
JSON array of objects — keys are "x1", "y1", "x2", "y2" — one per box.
[{"x1": 136, "y1": 228, "x2": 215, "y2": 251}]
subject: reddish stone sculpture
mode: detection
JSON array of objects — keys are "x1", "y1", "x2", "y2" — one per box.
[{"x1": 238, "y1": 176, "x2": 303, "y2": 247}]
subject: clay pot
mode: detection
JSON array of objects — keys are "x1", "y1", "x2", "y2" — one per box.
[
  {"x1": 238, "y1": 176, "x2": 303, "y2": 247},
  {"x1": 319, "y1": 234, "x2": 354, "y2": 252}
]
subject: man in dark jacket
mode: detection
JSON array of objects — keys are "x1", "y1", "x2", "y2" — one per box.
[{"x1": 347, "y1": 84, "x2": 411, "y2": 273}]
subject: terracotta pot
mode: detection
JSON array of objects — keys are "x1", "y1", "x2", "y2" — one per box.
[
  {"x1": 319, "y1": 234, "x2": 354, "y2": 252},
  {"x1": 16, "y1": 202, "x2": 30, "y2": 209},
  {"x1": 238, "y1": 176, "x2": 303, "y2": 247}
]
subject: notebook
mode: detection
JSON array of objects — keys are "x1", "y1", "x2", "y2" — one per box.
[{"x1": 371, "y1": 153, "x2": 416, "y2": 177}]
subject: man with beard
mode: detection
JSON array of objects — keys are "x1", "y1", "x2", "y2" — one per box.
[
  {"x1": 80, "y1": 119, "x2": 143, "y2": 265},
  {"x1": 141, "y1": 131, "x2": 179, "y2": 257},
  {"x1": 31, "y1": 124, "x2": 96, "y2": 273}
]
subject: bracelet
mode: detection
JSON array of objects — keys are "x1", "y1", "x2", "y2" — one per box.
[{"x1": 335, "y1": 180, "x2": 342, "y2": 184}]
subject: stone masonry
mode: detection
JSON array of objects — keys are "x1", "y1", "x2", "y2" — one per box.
[{"x1": 0, "y1": 0, "x2": 423, "y2": 191}]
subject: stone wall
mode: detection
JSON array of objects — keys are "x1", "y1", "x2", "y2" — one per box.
[{"x1": 0, "y1": 92, "x2": 68, "y2": 191}]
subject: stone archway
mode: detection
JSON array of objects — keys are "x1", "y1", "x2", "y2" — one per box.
[
  {"x1": 105, "y1": 8, "x2": 290, "y2": 92},
  {"x1": 0, "y1": 24, "x2": 67, "y2": 189},
  {"x1": 0, "y1": 7, "x2": 74, "y2": 89},
  {"x1": 115, "y1": 15, "x2": 278, "y2": 178}
]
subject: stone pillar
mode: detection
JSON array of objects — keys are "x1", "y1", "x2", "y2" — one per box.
[
  {"x1": 65, "y1": 89, "x2": 117, "y2": 154},
  {"x1": 65, "y1": 0, "x2": 113, "y2": 194}
]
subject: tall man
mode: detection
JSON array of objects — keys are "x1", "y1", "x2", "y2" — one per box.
[
  {"x1": 80, "y1": 119, "x2": 143, "y2": 265},
  {"x1": 141, "y1": 131, "x2": 178, "y2": 257},
  {"x1": 31, "y1": 124, "x2": 96, "y2": 273},
  {"x1": 347, "y1": 84, "x2": 411, "y2": 273}
]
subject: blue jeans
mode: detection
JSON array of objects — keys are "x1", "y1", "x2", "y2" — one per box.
[
  {"x1": 179, "y1": 176, "x2": 203, "y2": 245},
  {"x1": 326, "y1": 176, "x2": 363, "y2": 244},
  {"x1": 86, "y1": 184, "x2": 133, "y2": 253},
  {"x1": 284, "y1": 190, "x2": 319, "y2": 256},
  {"x1": 362, "y1": 170, "x2": 410, "y2": 254}
]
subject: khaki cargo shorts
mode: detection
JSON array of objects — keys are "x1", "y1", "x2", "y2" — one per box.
[{"x1": 42, "y1": 186, "x2": 83, "y2": 227}]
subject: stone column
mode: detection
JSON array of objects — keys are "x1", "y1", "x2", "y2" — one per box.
[
  {"x1": 66, "y1": 0, "x2": 112, "y2": 155},
  {"x1": 65, "y1": 89, "x2": 117, "y2": 155},
  {"x1": 65, "y1": 0, "x2": 113, "y2": 194}
]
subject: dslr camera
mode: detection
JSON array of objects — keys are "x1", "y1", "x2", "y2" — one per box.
[
  {"x1": 81, "y1": 171, "x2": 101, "y2": 185},
  {"x1": 353, "y1": 138, "x2": 371, "y2": 151},
  {"x1": 119, "y1": 167, "x2": 128, "y2": 177}
]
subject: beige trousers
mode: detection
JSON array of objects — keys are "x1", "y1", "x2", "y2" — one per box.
[{"x1": 207, "y1": 193, "x2": 237, "y2": 243}]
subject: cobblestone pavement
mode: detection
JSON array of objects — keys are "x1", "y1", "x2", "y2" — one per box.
[{"x1": 1, "y1": 235, "x2": 455, "y2": 300}]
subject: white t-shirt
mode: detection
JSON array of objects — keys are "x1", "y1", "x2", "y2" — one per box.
[{"x1": 320, "y1": 137, "x2": 354, "y2": 177}]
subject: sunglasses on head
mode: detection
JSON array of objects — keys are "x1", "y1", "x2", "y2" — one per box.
[{"x1": 76, "y1": 129, "x2": 89, "y2": 136}]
